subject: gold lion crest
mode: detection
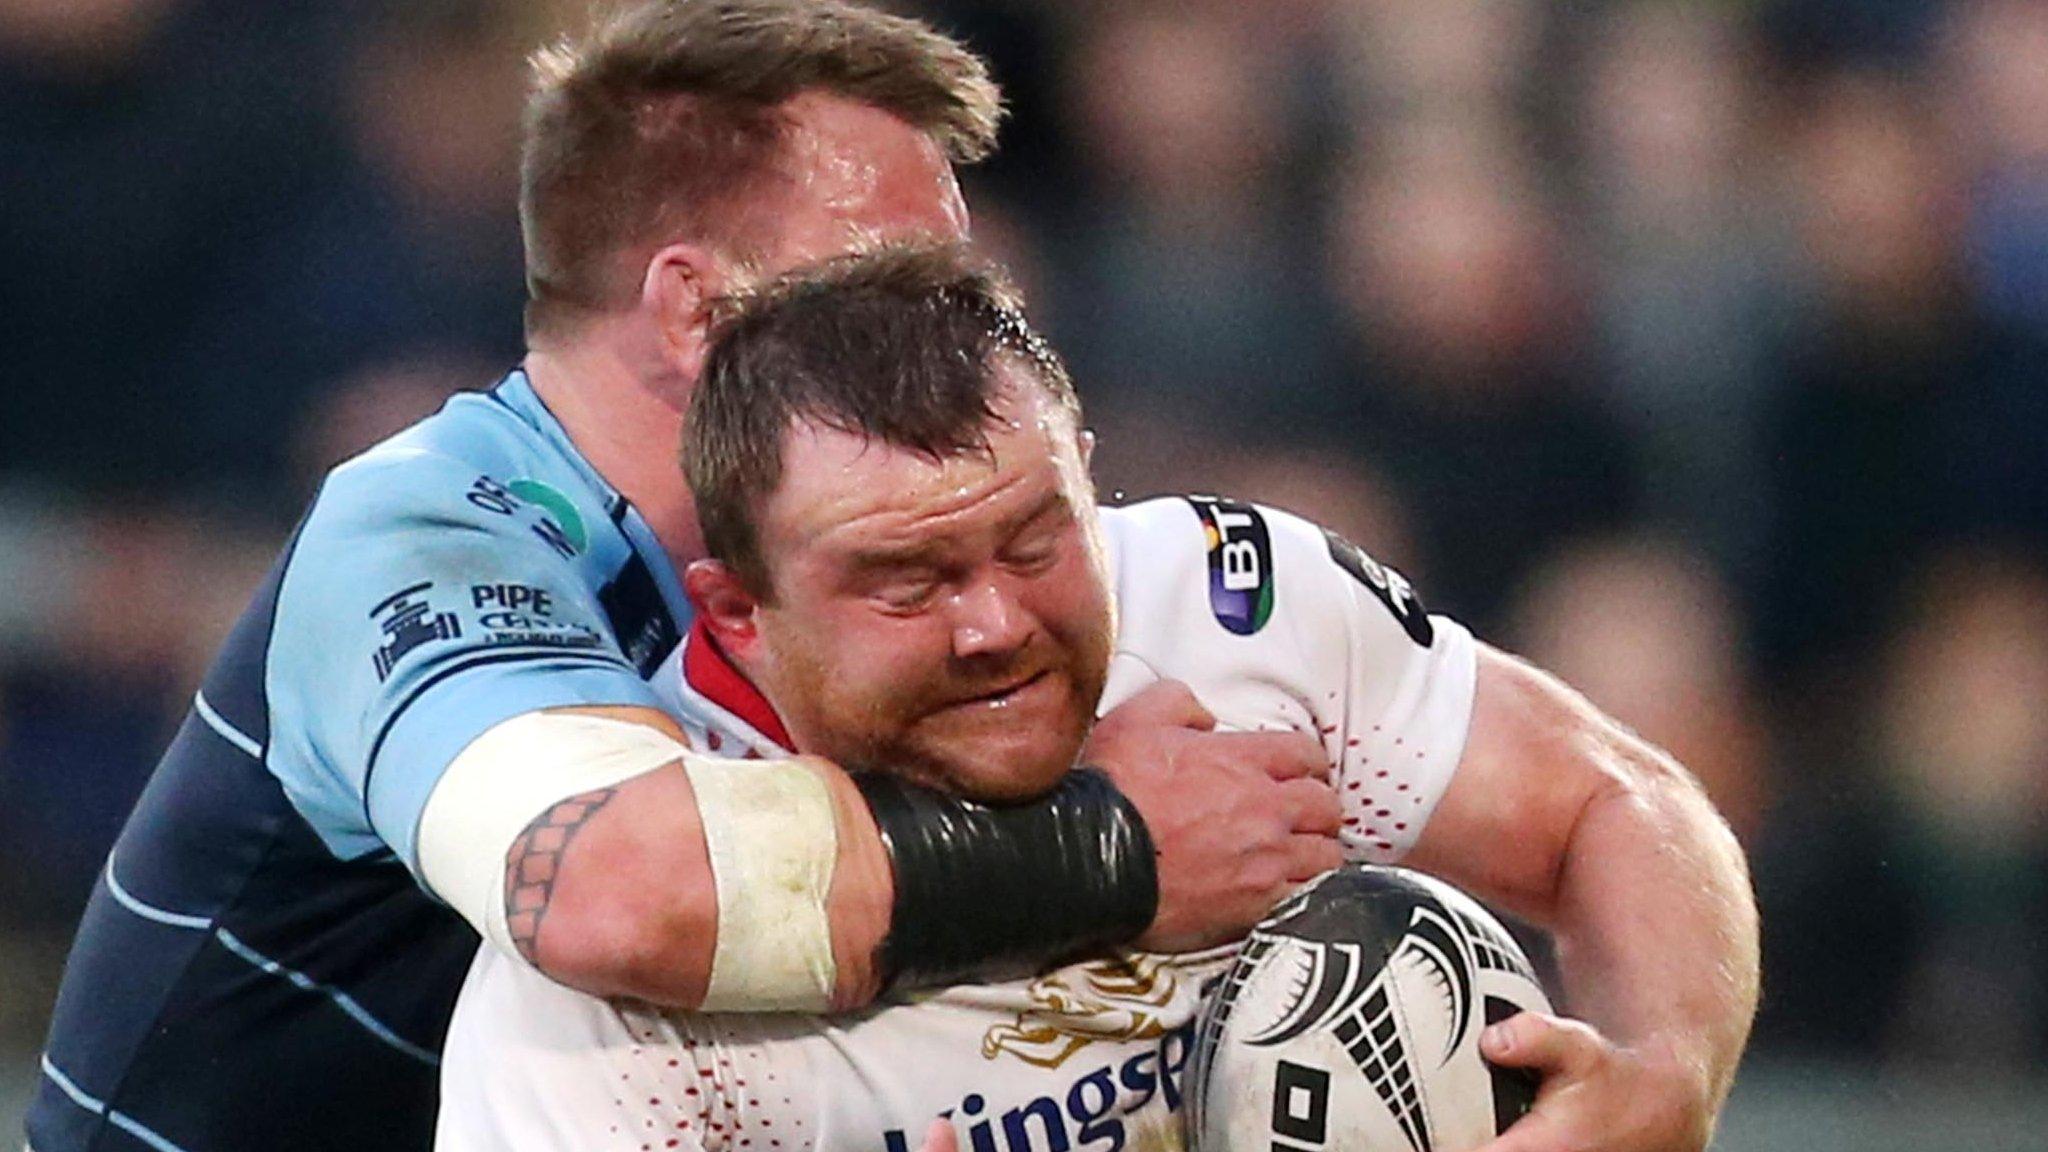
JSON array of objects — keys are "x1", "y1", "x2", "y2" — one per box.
[{"x1": 981, "y1": 953, "x2": 1180, "y2": 1069}]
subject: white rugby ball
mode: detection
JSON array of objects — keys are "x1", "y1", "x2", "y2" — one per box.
[{"x1": 1188, "y1": 865, "x2": 1551, "y2": 1152}]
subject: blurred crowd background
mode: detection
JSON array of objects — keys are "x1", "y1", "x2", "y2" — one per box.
[{"x1": 3, "y1": 0, "x2": 2046, "y2": 1143}]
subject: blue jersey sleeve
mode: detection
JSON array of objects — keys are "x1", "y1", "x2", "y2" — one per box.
[{"x1": 265, "y1": 448, "x2": 662, "y2": 874}]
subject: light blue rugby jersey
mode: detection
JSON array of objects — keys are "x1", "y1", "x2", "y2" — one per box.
[{"x1": 30, "y1": 370, "x2": 690, "y2": 1152}]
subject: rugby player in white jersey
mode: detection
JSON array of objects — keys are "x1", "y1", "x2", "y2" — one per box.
[{"x1": 437, "y1": 247, "x2": 1759, "y2": 1152}]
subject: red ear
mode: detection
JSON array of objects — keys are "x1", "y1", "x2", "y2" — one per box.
[
  {"x1": 643, "y1": 241, "x2": 727, "y2": 383},
  {"x1": 683, "y1": 559, "x2": 760, "y2": 651}
]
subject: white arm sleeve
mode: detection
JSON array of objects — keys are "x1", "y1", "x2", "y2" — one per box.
[
  {"x1": 417, "y1": 710, "x2": 842, "y2": 1010},
  {"x1": 1101, "y1": 498, "x2": 1478, "y2": 861},
  {"x1": 1277, "y1": 510, "x2": 1478, "y2": 860},
  {"x1": 416, "y1": 711, "x2": 689, "y2": 953}
]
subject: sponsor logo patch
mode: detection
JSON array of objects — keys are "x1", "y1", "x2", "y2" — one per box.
[
  {"x1": 1321, "y1": 529, "x2": 1433, "y2": 647},
  {"x1": 507, "y1": 478, "x2": 588, "y2": 557},
  {"x1": 1186, "y1": 496, "x2": 1274, "y2": 636},
  {"x1": 370, "y1": 582, "x2": 461, "y2": 681},
  {"x1": 983, "y1": 955, "x2": 1180, "y2": 1070},
  {"x1": 465, "y1": 475, "x2": 588, "y2": 559},
  {"x1": 883, "y1": 1015, "x2": 1198, "y2": 1152},
  {"x1": 470, "y1": 582, "x2": 604, "y2": 651}
]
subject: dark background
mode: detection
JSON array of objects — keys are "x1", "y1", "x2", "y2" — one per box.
[{"x1": 3, "y1": 0, "x2": 2045, "y2": 1143}]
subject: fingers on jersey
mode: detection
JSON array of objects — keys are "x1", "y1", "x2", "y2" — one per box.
[
  {"x1": 1201, "y1": 728, "x2": 1332, "y2": 782},
  {"x1": 1285, "y1": 834, "x2": 1346, "y2": 883},
  {"x1": 1274, "y1": 776, "x2": 1345, "y2": 834},
  {"x1": 921, "y1": 1119, "x2": 960, "y2": 1152},
  {"x1": 1108, "y1": 679, "x2": 1218, "y2": 731}
]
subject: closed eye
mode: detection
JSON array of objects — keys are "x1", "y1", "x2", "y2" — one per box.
[
  {"x1": 869, "y1": 572, "x2": 942, "y2": 613},
  {"x1": 999, "y1": 506, "x2": 1072, "y2": 573},
  {"x1": 1000, "y1": 534, "x2": 1060, "y2": 574}
]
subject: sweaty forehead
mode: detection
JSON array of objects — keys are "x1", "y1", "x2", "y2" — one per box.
[
  {"x1": 768, "y1": 92, "x2": 969, "y2": 265},
  {"x1": 764, "y1": 386, "x2": 1078, "y2": 557}
]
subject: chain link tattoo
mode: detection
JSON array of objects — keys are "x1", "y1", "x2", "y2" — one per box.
[{"x1": 504, "y1": 787, "x2": 620, "y2": 966}]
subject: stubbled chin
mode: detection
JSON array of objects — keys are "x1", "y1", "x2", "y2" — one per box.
[
  {"x1": 859, "y1": 676, "x2": 1098, "y2": 803},
  {"x1": 920, "y1": 726, "x2": 1087, "y2": 805}
]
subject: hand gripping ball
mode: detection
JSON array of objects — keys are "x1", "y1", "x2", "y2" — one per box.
[{"x1": 1188, "y1": 865, "x2": 1552, "y2": 1152}]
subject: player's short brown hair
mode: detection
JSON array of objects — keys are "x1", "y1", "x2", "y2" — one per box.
[
  {"x1": 520, "y1": 0, "x2": 1002, "y2": 340},
  {"x1": 685, "y1": 243, "x2": 1080, "y2": 594}
]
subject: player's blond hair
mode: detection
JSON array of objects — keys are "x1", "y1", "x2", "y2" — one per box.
[{"x1": 520, "y1": 0, "x2": 1003, "y2": 341}]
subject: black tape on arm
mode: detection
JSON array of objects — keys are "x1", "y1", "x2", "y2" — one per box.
[{"x1": 853, "y1": 767, "x2": 1158, "y2": 990}]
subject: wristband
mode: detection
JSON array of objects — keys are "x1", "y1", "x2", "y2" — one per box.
[{"x1": 854, "y1": 766, "x2": 1158, "y2": 990}]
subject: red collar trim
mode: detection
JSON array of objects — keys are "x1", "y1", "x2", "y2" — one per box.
[{"x1": 682, "y1": 617, "x2": 795, "y2": 751}]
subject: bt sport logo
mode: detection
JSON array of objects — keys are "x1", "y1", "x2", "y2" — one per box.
[{"x1": 1186, "y1": 496, "x2": 1274, "y2": 636}]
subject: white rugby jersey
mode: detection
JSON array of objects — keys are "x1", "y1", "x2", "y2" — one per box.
[{"x1": 436, "y1": 497, "x2": 1478, "y2": 1152}]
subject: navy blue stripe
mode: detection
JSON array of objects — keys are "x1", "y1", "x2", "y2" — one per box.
[
  {"x1": 38, "y1": 1057, "x2": 193, "y2": 1152},
  {"x1": 209, "y1": 927, "x2": 439, "y2": 1066},
  {"x1": 35, "y1": 869, "x2": 219, "y2": 1107},
  {"x1": 85, "y1": 713, "x2": 287, "y2": 931}
]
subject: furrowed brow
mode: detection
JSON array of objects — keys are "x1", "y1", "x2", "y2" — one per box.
[
  {"x1": 844, "y1": 542, "x2": 949, "y2": 573},
  {"x1": 1005, "y1": 489, "x2": 1070, "y2": 537}
]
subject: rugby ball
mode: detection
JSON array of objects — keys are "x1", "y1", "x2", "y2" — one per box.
[{"x1": 1188, "y1": 866, "x2": 1550, "y2": 1152}]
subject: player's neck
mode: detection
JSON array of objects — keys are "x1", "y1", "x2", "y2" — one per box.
[{"x1": 525, "y1": 343, "x2": 707, "y2": 565}]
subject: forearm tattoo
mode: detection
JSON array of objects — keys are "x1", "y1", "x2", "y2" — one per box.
[{"x1": 504, "y1": 787, "x2": 620, "y2": 966}]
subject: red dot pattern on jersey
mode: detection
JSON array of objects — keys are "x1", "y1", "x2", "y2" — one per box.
[{"x1": 613, "y1": 715, "x2": 1449, "y2": 1148}]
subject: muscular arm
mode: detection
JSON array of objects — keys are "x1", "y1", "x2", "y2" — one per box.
[
  {"x1": 1405, "y1": 644, "x2": 1759, "y2": 1135},
  {"x1": 482, "y1": 684, "x2": 1336, "y2": 1011},
  {"x1": 502, "y1": 704, "x2": 893, "y2": 1010}
]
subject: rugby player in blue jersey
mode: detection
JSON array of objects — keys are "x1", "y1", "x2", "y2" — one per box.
[
  {"x1": 29, "y1": 5, "x2": 1754, "y2": 1152},
  {"x1": 29, "y1": 5, "x2": 1341, "y2": 1150}
]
